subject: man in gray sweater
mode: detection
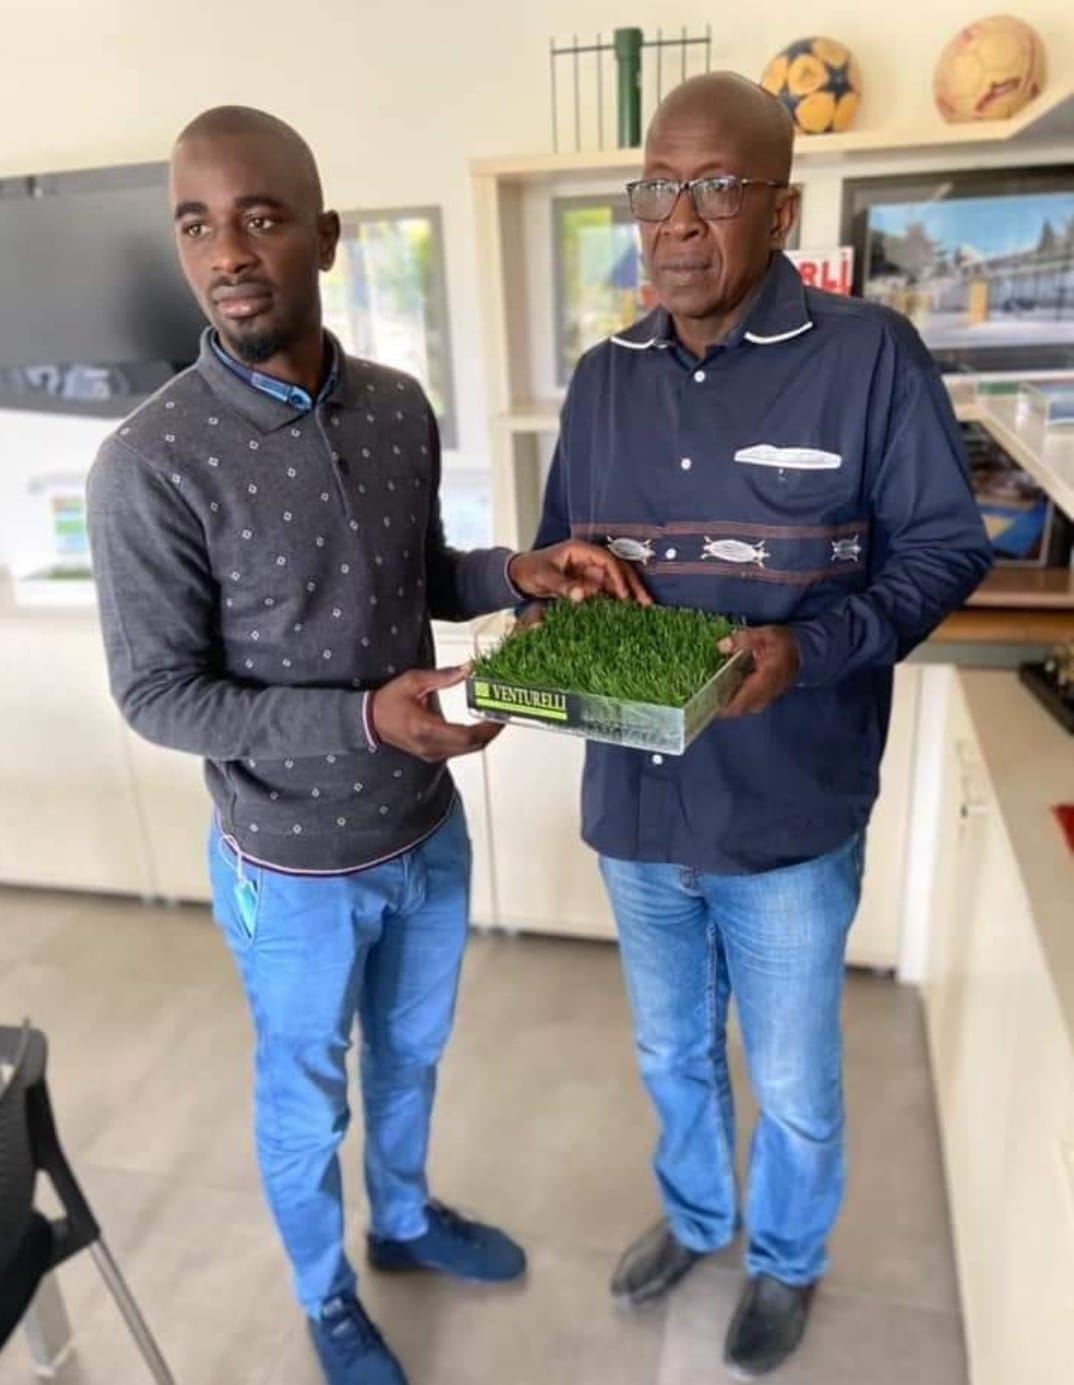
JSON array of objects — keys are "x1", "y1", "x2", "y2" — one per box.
[{"x1": 87, "y1": 106, "x2": 645, "y2": 1385}]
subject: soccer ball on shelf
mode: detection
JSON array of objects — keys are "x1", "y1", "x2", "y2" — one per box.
[
  {"x1": 934, "y1": 14, "x2": 1046, "y2": 122},
  {"x1": 760, "y1": 37, "x2": 862, "y2": 135}
]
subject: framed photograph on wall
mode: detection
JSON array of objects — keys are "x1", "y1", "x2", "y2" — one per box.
[
  {"x1": 841, "y1": 165, "x2": 1074, "y2": 376},
  {"x1": 322, "y1": 206, "x2": 458, "y2": 447},
  {"x1": 552, "y1": 194, "x2": 649, "y2": 386},
  {"x1": 553, "y1": 188, "x2": 803, "y2": 385}
]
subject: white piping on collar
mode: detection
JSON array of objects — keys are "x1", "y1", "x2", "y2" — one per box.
[
  {"x1": 612, "y1": 336, "x2": 670, "y2": 351},
  {"x1": 610, "y1": 334, "x2": 672, "y2": 350},
  {"x1": 744, "y1": 321, "x2": 814, "y2": 346}
]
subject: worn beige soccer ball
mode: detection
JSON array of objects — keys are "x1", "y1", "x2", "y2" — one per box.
[{"x1": 934, "y1": 14, "x2": 1046, "y2": 122}]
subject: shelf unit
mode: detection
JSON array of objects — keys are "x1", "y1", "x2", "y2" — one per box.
[
  {"x1": 970, "y1": 394, "x2": 1074, "y2": 522},
  {"x1": 472, "y1": 83, "x2": 1074, "y2": 594},
  {"x1": 472, "y1": 79, "x2": 1074, "y2": 184}
]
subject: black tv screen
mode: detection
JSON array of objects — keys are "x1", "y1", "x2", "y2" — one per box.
[
  {"x1": 841, "y1": 165, "x2": 1074, "y2": 376},
  {"x1": 0, "y1": 162, "x2": 204, "y2": 416}
]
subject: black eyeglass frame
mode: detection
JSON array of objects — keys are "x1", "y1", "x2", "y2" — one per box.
[{"x1": 626, "y1": 176, "x2": 790, "y2": 223}]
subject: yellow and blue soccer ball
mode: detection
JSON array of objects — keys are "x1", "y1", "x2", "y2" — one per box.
[{"x1": 760, "y1": 37, "x2": 862, "y2": 134}]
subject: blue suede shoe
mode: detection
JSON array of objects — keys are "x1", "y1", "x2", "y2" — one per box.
[
  {"x1": 367, "y1": 1201, "x2": 527, "y2": 1283},
  {"x1": 308, "y1": 1295, "x2": 408, "y2": 1385}
]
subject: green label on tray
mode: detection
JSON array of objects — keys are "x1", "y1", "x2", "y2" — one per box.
[{"x1": 471, "y1": 680, "x2": 569, "y2": 722}]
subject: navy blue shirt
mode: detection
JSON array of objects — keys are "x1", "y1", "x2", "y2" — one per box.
[{"x1": 534, "y1": 253, "x2": 992, "y2": 874}]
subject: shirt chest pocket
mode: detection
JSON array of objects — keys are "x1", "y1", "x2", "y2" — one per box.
[{"x1": 732, "y1": 443, "x2": 852, "y2": 519}]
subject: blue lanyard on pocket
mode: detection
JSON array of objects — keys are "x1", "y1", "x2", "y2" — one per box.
[{"x1": 219, "y1": 828, "x2": 258, "y2": 934}]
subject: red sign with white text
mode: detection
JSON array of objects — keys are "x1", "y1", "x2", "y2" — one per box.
[{"x1": 785, "y1": 247, "x2": 855, "y2": 297}]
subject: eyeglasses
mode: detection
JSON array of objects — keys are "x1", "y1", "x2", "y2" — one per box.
[{"x1": 626, "y1": 176, "x2": 789, "y2": 223}]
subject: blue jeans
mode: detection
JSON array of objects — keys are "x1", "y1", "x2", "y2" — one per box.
[
  {"x1": 600, "y1": 834, "x2": 864, "y2": 1285},
  {"x1": 209, "y1": 801, "x2": 471, "y2": 1315}
]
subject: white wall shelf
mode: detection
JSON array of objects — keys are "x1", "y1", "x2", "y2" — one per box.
[{"x1": 473, "y1": 81, "x2": 1074, "y2": 182}]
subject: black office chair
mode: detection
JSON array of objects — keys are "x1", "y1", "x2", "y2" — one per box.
[{"x1": 0, "y1": 1023, "x2": 175, "y2": 1382}]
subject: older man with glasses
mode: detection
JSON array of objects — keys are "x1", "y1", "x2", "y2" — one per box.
[{"x1": 529, "y1": 72, "x2": 991, "y2": 1378}]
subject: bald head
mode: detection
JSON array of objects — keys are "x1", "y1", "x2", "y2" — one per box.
[
  {"x1": 647, "y1": 72, "x2": 793, "y2": 183},
  {"x1": 173, "y1": 105, "x2": 324, "y2": 211},
  {"x1": 635, "y1": 70, "x2": 799, "y2": 358}
]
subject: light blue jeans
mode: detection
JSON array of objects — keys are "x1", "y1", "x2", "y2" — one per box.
[
  {"x1": 600, "y1": 834, "x2": 865, "y2": 1285},
  {"x1": 209, "y1": 801, "x2": 471, "y2": 1315}
]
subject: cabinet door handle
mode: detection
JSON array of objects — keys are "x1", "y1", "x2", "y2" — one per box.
[
  {"x1": 959, "y1": 772, "x2": 988, "y2": 819},
  {"x1": 1062, "y1": 1140, "x2": 1074, "y2": 1214}
]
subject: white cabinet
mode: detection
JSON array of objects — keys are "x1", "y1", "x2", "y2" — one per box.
[
  {"x1": 0, "y1": 600, "x2": 923, "y2": 971},
  {"x1": 923, "y1": 673, "x2": 1074, "y2": 1385},
  {"x1": 435, "y1": 627, "x2": 495, "y2": 927},
  {"x1": 482, "y1": 725, "x2": 616, "y2": 939},
  {"x1": 0, "y1": 609, "x2": 495, "y2": 914},
  {"x1": 0, "y1": 618, "x2": 150, "y2": 895},
  {"x1": 849, "y1": 664, "x2": 919, "y2": 969},
  {"x1": 123, "y1": 732, "x2": 213, "y2": 903},
  {"x1": 993, "y1": 956, "x2": 1074, "y2": 1385}
]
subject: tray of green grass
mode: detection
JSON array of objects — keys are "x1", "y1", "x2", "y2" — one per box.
[{"x1": 466, "y1": 599, "x2": 751, "y2": 755}]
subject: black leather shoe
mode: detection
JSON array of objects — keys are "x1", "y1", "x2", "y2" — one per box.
[
  {"x1": 723, "y1": 1275, "x2": 815, "y2": 1379},
  {"x1": 610, "y1": 1221, "x2": 702, "y2": 1306}
]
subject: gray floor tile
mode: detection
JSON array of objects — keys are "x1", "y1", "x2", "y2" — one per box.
[
  {"x1": 267, "y1": 1239, "x2": 668, "y2": 1385},
  {"x1": 0, "y1": 887, "x2": 79, "y2": 970},
  {"x1": 831, "y1": 974, "x2": 959, "y2": 1312},
  {"x1": 0, "y1": 893, "x2": 966, "y2": 1385},
  {"x1": 834, "y1": 1048, "x2": 960, "y2": 1310},
  {"x1": 657, "y1": 1259, "x2": 966, "y2": 1385},
  {"x1": 0, "y1": 1166, "x2": 294, "y2": 1385},
  {"x1": 26, "y1": 893, "x2": 230, "y2": 991},
  {"x1": 424, "y1": 935, "x2": 662, "y2": 1259},
  {"x1": 78, "y1": 977, "x2": 260, "y2": 1190},
  {"x1": 0, "y1": 960, "x2": 219, "y2": 1158}
]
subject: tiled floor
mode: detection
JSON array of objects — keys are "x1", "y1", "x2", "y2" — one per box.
[{"x1": 0, "y1": 887, "x2": 966, "y2": 1385}]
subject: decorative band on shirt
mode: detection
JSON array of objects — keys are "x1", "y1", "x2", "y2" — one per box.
[
  {"x1": 571, "y1": 520, "x2": 866, "y2": 541},
  {"x1": 571, "y1": 521, "x2": 867, "y2": 581}
]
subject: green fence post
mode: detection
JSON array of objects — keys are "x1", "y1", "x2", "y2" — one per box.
[{"x1": 614, "y1": 27, "x2": 644, "y2": 147}]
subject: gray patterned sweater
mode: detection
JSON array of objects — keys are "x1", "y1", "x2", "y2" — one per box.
[{"x1": 87, "y1": 331, "x2": 517, "y2": 872}]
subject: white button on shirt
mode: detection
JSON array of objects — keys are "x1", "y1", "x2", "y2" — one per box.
[
  {"x1": 693, "y1": 370, "x2": 706, "y2": 383},
  {"x1": 680, "y1": 457, "x2": 693, "y2": 471},
  {"x1": 651, "y1": 754, "x2": 664, "y2": 766}
]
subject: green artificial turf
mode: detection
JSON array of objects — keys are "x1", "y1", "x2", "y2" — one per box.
[{"x1": 473, "y1": 599, "x2": 735, "y2": 707}]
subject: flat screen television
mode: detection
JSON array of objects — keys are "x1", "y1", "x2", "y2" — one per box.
[
  {"x1": 841, "y1": 165, "x2": 1074, "y2": 376},
  {"x1": 0, "y1": 162, "x2": 204, "y2": 416}
]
